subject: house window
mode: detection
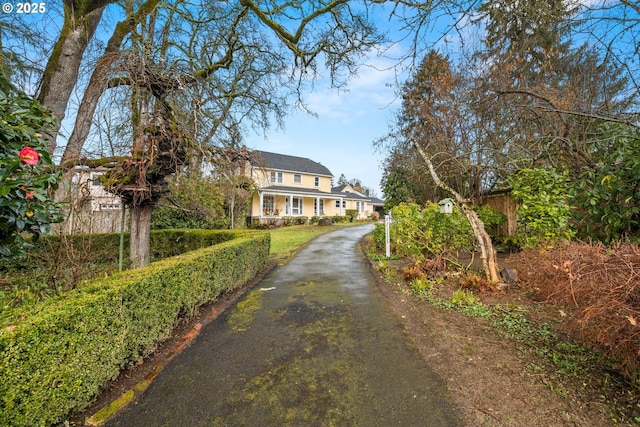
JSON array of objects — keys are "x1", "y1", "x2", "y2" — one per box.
[
  {"x1": 263, "y1": 195, "x2": 275, "y2": 215},
  {"x1": 91, "y1": 173, "x2": 103, "y2": 186},
  {"x1": 356, "y1": 201, "x2": 364, "y2": 212},
  {"x1": 270, "y1": 171, "x2": 283, "y2": 184},
  {"x1": 293, "y1": 174, "x2": 302, "y2": 184},
  {"x1": 335, "y1": 200, "x2": 340, "y2": 208},
  {"x1": 314, "y1": 176, "x2": 320, "y2": 187},
  {"x1": 335, "y1": 200, "x2": 346, "y2": 209},
  {"x1": 314, "y1": 199, "x2": 324, "y2": 215},
  {"x1": 99, "y1": 203, "x2": 121, "y2": 210},
  {"x1": 291, "y1": 197, "x2": 303, "y2": 215}
]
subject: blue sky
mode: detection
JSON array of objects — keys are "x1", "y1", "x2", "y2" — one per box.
[
  {"x1": 245, "y1": 49, "x2": 403, "y2": 198},
  {"x1": 243, "y1": 6, "x2": 465, "y2": 198}
]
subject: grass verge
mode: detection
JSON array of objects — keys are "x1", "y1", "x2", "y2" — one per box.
[{"x1": 268, "y1": 223, "x2": 360, "y2": 263}]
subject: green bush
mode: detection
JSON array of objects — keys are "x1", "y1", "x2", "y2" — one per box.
[
  {"x1": 476, "y1": 205, "x2": 506, "y2": 238},
  {"x1": 150, "y1": 173, "x2": 228, "y2": 230},
  {"x1": 331, "y1": 215, "x2": 347, "y2": 223},
  {"x1": 1, "y1": 229, "x2": 247, "y2": 315},
  {"x1": 388, "y1": 202, "x2": 474, "y2": 257},
  {"x1": 0, "y1": 232, "x2": 269, "y2": 426},
  {"x1": 281, "y1": 216, "x2": 294, "y2": 226},
  {"x1": 509, "y1": 168, "x2": 574, "y2": 248},
  {"x1": 0, "y1": 72, "x2": 63, "y2": 259},
  {"x1": 373, "y1": 223, "x2": 386, "y2": 250},
  {"x1": 345, "y1": 209, "x2": 358, "y2": 222},
  {"x1": 570, "y1": 125, "x2": 640, "y2": 242}
]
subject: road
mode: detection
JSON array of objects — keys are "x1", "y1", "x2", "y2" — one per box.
[{"x1": 105, "y1": 224, "x2": 461, "y2": 426}]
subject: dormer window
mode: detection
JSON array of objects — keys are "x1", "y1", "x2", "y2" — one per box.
[{"x1": 270, "y1": 171, "x2": 283, "y2": 184}]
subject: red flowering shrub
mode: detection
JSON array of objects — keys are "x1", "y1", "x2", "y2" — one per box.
[
  {"x1": 0, "y1": 73, "x2": 63, "y2": 258},
  {"x1": 18, "y1": 146, "x2": 39, "y2": 166}
]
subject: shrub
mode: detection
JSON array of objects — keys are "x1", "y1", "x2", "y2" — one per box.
[
  {"x1": 151, "y1": 173, "x2": 228, "y2": 230},
  {"x1": 281, "y1": 216, "x2": 294, "y2": 226},
  {"x1": 571, "y1": 124, "x2": 640, "y2": 242},
  {"x1": 389, "y1": 202, "x2": 474, "y2": 257},
  {"x1": 372, "y1": 223, "x2": 386, "y2": 252},
  {"x1": 0, "y1": 229, "x2": 246, "y2": 315},
  {"x1": 477, "y1": 205, "x2": 506, "y2": 239},
  {"x1": 512, "y1": 241, "x2": 640, "y2": 384},
  {"x1": 0, "y1": 231, "x2": 269, "y2": 426},
  {"x1": 345, "y1": 209, "x2": 358, "y2": 222},
  {"x1": 0, "y1": 73, "x2": 63, "y2": 258},
  {"x1": 509, "y1": 168, "x2": 574, "y2": 248}
]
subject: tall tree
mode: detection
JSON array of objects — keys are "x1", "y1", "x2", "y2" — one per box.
[
  {"x1": 392, "y1": 50, "x2": 501, "y2": 282},
  {"x1": 379, "y1": 137, "x2": 440, "y2": 209},
  {"x1": 36, "y1": 0, "x2": 111, "y2": 153},
  {"x1": 33, "y1": 1, "x2": 387, "y2": 266}
]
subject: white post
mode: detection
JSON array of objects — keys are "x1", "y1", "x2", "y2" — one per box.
[
  {"x1": 259, "y1": 192, "x2": 264, "y2": 218},
  {"x1": 385, "y1": 214, "x2": 391, "y2": 258}
]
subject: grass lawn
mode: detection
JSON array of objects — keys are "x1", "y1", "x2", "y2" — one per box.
[{"x1": 268, "y1": 223, "x2": 361, "y2": 263}]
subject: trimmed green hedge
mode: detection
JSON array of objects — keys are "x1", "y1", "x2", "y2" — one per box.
[
  {"x1": 0, "y1": 231, "x2": 269, "y2": 426},
  {"x1": 11, "y1": 228, "x2": 247, "y2": 264}
]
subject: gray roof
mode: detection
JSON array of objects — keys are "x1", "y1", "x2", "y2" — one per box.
[
  {"x1": 252, "y1": 150, "x2": 333, "y2": 177},
  {"x1": 369, "y1": 197, "x2": 385, "y2": 206},
  {"x1": 331, "y1": 184, "x2": 378, "y2": 202},
  {"x1": 260, "y1": 185, "x2": 333, "y2": 196}
]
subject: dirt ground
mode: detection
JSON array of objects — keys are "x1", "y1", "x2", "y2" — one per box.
[
  {"x1": 71, "y1": 244, "x2": 639, "y2": 427},
  {"x1": 364, "y1": 240, "x2": 639, "y2": 426}
]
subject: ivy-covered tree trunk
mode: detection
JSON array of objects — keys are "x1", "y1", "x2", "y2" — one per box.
[{"x1": 129, "y1": 203, "x2": 153, "y2": 268}]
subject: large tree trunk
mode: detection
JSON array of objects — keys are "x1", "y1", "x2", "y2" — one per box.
[
  {"x1": 414, "y1": 141, "x2": 502, "y2": 284},
  {"x1": 129, "y1": 203, "x2": 153, "y2": 268},
  {"x1": 61, "y1": 0, "x2": 162, "y2": 163},
  {"x1": 37, "y1": 3, "x2": 105, "y2": 154},
  {"x1": 60, "y1": 59, "x2": 113, "y2": 163}
]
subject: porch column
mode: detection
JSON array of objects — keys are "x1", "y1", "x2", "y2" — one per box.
[
  {"x1": 316, "y1": 196, "x2": 320, "y2": 216},
  {"x1": 289, "y1": 194, "x2": 293, "y2": 215},
  {"x1": 259, "y1": 192, "x2": 264, "y2": 218}
]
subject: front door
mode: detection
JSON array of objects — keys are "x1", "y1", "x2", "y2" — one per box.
[{"x1": 292, "y1": 197, "x2": 302, "y2": 215}]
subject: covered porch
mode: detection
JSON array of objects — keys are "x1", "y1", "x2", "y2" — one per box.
[{"x1": 252, "y1": 188, "x2": 344, "y2": 223}]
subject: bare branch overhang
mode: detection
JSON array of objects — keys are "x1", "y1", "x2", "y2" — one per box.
[
  {"x1": 239, "y1": 0, "x2": 350, "y2": 64},
  {"x1": 240, "y1": 0, "x2": 348, "y2": 45},
  {"x1": 497, "y1": 89, "x2": 640, "y2": 129}
]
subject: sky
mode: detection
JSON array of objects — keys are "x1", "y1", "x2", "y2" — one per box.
[
  {"x1": 244, "y1": 51, "x2": 403, "y2": 198},
  {"x1": 242, "y1": 6, "x2": 465, "y2": 199}
]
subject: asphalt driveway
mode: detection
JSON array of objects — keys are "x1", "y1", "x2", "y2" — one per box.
[{"x1": 105, "y1": 224, "x2": 461, "y2": 426}]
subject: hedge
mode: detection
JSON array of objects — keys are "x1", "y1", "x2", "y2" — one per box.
[{"x1": 0, "y1": 231, "x2": 269, "y2": 426}]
